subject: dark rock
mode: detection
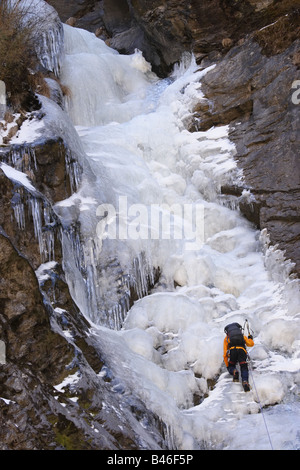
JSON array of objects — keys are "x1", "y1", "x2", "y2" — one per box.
[
  {"x1": 0, "y1": 232, "x2": 165, "y2": 450},
  {"x1": 46, "y1": 0, "x2": 300, "y2": 75},
  {"x1": 45, "y1": 0, "x2": 101, "y2": 24},
  {"x1": 31, "y1": 138, "x2": 74, "y2": 203},
  {"x1": 0, "y1": 158, "x2": 63, "y2": 269},
  {"x1": 0, "y1": 232, "x2": 73, "y2": 379},
  {"x1": 199, "y1": 35, "x2": 300, "y2": 275}
]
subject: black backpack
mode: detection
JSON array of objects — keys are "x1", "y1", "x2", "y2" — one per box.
[{"x1": 224, "y1": 323, "x2": 245, "y2": 347}]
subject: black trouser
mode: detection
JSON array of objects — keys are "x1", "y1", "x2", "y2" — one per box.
[{"x1": 227, "y1": 347, "x2": 249, "y2": 382}]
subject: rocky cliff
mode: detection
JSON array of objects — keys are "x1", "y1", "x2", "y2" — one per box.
[
  {"x1": 200, "y1": 34, "x2": 300, "y2": 276},
  {"x1": 0, "y1": 139, "x2": 166, "y2": 450}
]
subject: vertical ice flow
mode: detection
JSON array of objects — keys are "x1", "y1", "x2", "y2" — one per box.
[
  {"x1": 57, "y1": 24, "x2": 300, "y2": 450},
  {"x1": 10, "y1": 0, "x2": 64, "y2": 76}
]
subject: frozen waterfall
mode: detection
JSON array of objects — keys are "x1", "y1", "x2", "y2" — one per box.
[
  {"x1": 56, "y1": 24, "x2": 300, "y2": 450},
  {"x1": 9, "y1": 0, "x2": 64, "y2": 76}
]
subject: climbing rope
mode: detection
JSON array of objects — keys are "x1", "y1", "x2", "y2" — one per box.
[
  {"x1": 247, "y1": 353, "x2": 274, "y2": 450},
  {"x1": 243, "y1": 319, "x2": 274, "y2": 450}
]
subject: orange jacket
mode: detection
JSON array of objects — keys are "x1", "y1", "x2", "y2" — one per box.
[{"x1": 223, "y1": 335, "x2": 254, "y2": 367}]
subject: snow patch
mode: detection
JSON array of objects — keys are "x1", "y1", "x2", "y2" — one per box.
[{"x1": 0, "y1": 162, "x2": 36, "y2": 192}]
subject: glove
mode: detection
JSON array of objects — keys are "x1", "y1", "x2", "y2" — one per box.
[{"x1": 248, "y1": 335, "x2": 253, "y2": 340}]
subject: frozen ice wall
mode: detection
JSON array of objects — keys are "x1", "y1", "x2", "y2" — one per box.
[
  {"x1": 10, "y1": 0, "x2": 64, "y2": 75},
  {"x1": 57, "y1": 24, "x2": 300, "y2": 450},
  {"x1": 61, "y1": 25, "x2": 156, "y2": 127}
]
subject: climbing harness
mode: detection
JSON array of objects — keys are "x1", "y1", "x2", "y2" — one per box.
[
  {"x1": 247, "y1": 355, "x2": 274, "y2": 450},
  {"x1": 243, "y1": 319, "x2": 274, "y2": 450}
]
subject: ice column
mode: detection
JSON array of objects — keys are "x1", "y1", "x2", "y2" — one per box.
[{"x1": 0, "y1": 81, "x2": 6, "y2": 120}]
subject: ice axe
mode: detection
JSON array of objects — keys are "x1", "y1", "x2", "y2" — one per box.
[{"x1": 243, "y1": 319, "x2": 253, "y2": 337}]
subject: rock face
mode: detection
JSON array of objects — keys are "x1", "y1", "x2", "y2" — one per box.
[
  {"x1": 47, "y1": 1, "x2": 300, "y2": 74},
  {"x1": 0, "y1": 232, "x2": 164, "y2": 449},
  {"x1": 196, "y1": 14, "x2": 300, "y2": 276},
  {"x1": 0, "y1": 142, "x2": 165, "y2": 450},
  {"x1": 197, "y1": 38, "x2": 300, "y2": 273}
]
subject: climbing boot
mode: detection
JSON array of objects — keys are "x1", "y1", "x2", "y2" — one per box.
[
  {"x1": 233, "y1": 369, "x2": 239, "y2": 382},
  {"x1": 242, "y1": 381, "x2": 250, "y2": 392}
]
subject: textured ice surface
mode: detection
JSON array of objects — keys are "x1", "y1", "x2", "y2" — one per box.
[{"x1": 30, "y1": 22, "x2": 300, "y2": 450}]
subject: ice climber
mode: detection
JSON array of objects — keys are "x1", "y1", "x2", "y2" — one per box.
[{"x1": 223, "y1": 322, "x2": 254, "y2": 392}]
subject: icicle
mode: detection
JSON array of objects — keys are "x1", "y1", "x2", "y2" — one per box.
[
  {"x1": 10, "y1": 0, "x2": 64, "y2": 77},
  {"x1": 131, "y1": 253, "x2": 156, "y2": 299},
  {"x1": 11, "y1": 191, "x2": 26, "y2": 230},
  {"x1": 60, "y1": 222, "x2": 158, "y2": 327},
  {"x1": 43, "y1": 205, "x2": 56, "y2": 261},
  {"x1": 2, "y1": 139, "x2": 80, "y2": 263},
  {"x1": 8, "y1": 146, "x2": 37, "y2": 174},
  {"x1": 157, "y1": 421, "x2": 178, "y2": 450},
  {"x1": 11, "y1": 190, "x2": 57, "y2": 262},
  {"x1": 260, "y1": 228, "x2": 298, "y2": 284},
  {"x1": 29, "y1": 197, "x2": 44, "y2": 254},
  {"x1": 64, "y1": 147, "x2": 81, "y2": 193},
  {"x1": 36, "y1": 21, "x2": 64, "y2": 77}
]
